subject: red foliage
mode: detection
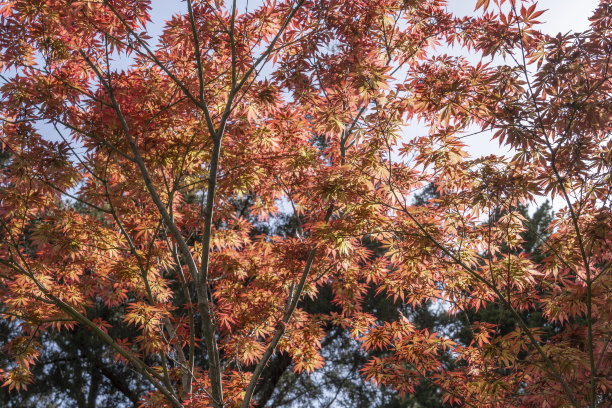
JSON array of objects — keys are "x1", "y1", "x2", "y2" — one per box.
[{"x1": 0, "y1": 0, "x2": 610, "y2": 407}]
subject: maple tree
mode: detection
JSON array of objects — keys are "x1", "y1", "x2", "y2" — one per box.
[{"x1": 0, "y1": 0, "x2": 611, "y2": 407}]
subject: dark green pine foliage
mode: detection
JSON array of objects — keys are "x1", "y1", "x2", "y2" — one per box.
[
  {"x1": 455, "y1": 200, "x2": 555, "y2": 346},
  {"x1": 252, "y1": 185, "x2": 445, "y2": 408},
  {"x1": 0, "y1": 158, "x2": 152, "y2": 408},
  {"x1": 253, "y1": 186, "x2": 555, "y2": 408},
  {"x1": 0, "y1": 313, "x2": 150, "y2": 408},
  {"x1": 0, "y1": 179, "x2": 554, "y2": 407}
]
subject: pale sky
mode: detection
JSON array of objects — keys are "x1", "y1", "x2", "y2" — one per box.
[
  {"x1": 62, "y1": 0, "x2": 604, "y2": 162},
  {"x1": 147, "y1": 0, "x2": 600, "y2": 38},
  {"x1": 447, "y1": 0, "x2": 599, "y2": 35},
  {"x1": 426, "y1": 0, "x2": 600, "y2": 159},
  {"x1": 148, "y1": 0, "x2": 602, "y2": 159},
  {"x1": 443, "y1": 0, "x2": 600, "y2": 211},
  {"x1": 42, "y1": 0, "x2": 601, "y2": 211}
]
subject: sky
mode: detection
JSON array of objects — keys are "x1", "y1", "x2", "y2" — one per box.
[
  {"x1": 443, "y1": 0, "x2": 599, "y2": 159},
  {"x1": 141, "y1": 0, "x2": 601, "y2": 155},
  {"x1": 145, "y1": 0, "x2": 600, "y2": 47},
  {"x1": 146, "y1": 0, "x2": 600, "y2": 40},
  {"x1": 403, "y1": 0, "x2": 597, "y2": 156},
  {"x1": 53, "y1": 0, "x2": 603, "y2": 157},
  {"x1": 143, "y1": 0, "x2": 601, "y2": 157},
  {"x1": 32, "y1": 0, "x2": 601, "y2": 210},
  {"x1": 447, "y1": 0, "x2": 598, "y2": 34},
  {"x1": 405, "y1": 0, "x2": 600, "y2": 211}
]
